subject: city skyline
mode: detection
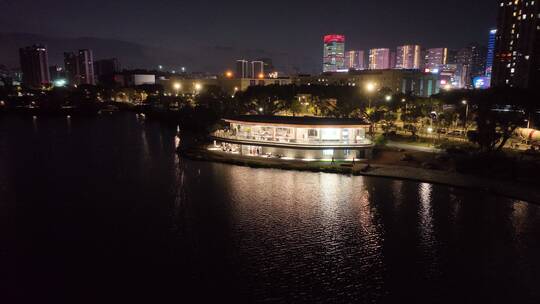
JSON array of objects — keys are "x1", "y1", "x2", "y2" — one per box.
[
  {"x1": 2, "y1": 1, "x2": 540, "y2": 304},
  {"x1": 0, "y1": 0, "x2": 498, "y2": 72}
]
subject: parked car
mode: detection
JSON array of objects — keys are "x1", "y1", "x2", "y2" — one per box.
[
  {"x1": 447, "y1": 130, "x2": 465, "y2": 136},
  {"x1": 436, "y1": 128, "x2": 447, "y2": 134}
]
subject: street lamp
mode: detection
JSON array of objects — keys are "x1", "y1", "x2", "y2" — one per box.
[
  {"x1": 225, "y1": 71, "x2": 233, "y2": 78},
  {"x1": 173, "y1": 82, "x2": 181, "y2": 96},
  {"x1": 385, "y1": 95, "x2": 392, "y2": 102},
  {"x1": 364, "y1": 82, "x2": 377, "y2": 138},
  {"x1": 462, "y1": 100, "x2": 469, "y2": 131},
  {"x1": 365, "y1": 82, "x2": 376, "y2": 108},
  {"x1": 194, "y1": 83, "x2": 202, "y2": 94},
  {"x1": 366, "y1": 82, "x2": 376, "y2": 93}
]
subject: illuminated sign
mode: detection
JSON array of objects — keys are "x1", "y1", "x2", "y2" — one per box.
[
  {"x1": 473, "y1": 76, "x2": 491, "y2": 89},
  {"x1": 324, "y1": 34, "x2": 345, "y2": 44},
  {"x1": 53, "y1": 79, "x2": 67, "y2": 87}
]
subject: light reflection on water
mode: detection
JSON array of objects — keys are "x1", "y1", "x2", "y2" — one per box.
[{"x1": 3, "y1": 113, "x2": 540, "y2": 303}]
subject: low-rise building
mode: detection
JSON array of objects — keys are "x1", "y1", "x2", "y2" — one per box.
[
  {"x1": 292, "y1": 70, "x2": 440, "y2": 97},
  {"x1": 211, "y1": 115, "x2": 373, "y2": 160}
]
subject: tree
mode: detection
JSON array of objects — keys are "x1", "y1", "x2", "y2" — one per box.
[{"x1": 438, "y1": 88, "x2": 535, "y2": 153}]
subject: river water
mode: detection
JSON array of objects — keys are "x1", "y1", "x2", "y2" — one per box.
[{"x1": 1, "y1": 113, "x2": 539, "y2": 303}]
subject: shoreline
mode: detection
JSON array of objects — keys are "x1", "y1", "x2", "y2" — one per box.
[{"x1": 179, "y1": 148, "x2": 540, "y2": 205}]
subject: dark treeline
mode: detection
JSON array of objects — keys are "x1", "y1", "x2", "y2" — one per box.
[{"x1": 2, "y1": 82, "x2": 540, "y2": 155}]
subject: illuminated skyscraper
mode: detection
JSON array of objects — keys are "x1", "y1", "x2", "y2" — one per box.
[
  {"x1": 424, "y1": 48, "x2": 449, "y2": 71},
  {"x1": 492, "y1": 1, "x2": 539, "y2": 88},
  {"x1": 485, "y1": 29, "x2": 497, "y2": 78},
  {"x1": 77, "y1": 49, "x2": 95, "y2": 85},
  {"x1": 346, "y1": 50, "x2": 366, "y2": 70},
  {"x1": 456, "y1": 44, "x2": 487, "y2": 86},
  {"x1": 369, "y1": 48, "x2": 391, "y2": 70},
  {"x1": 19, "y1": 45, "x2": 50, "y2": 88},
  {"x1": 323, "y1": 34, "x2": 346, "y2": 72},
  {"x1": 64, "y1": 49, "x2": 95, "y2": 85},
  {"x1": 396, "y1": 45, "x2": 422, "y2": 69}
]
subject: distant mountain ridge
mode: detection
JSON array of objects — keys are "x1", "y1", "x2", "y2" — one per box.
[{"x1": 0, "y1": 32, "x2": 318, "y2": 74}]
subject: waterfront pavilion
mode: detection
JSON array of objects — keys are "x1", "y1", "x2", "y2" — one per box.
[{"x1": 211, "y1": 115, "x2": 374, "y2": 160}]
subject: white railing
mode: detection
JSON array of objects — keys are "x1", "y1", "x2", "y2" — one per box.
[{"x1": 212, "y1": 131, "x2": 373, "y2": 147}]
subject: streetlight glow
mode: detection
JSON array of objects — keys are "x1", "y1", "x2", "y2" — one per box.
[
  {"x1": 173, "y1": 83, "x2": 181, "y2": 90},
  {"x1": 385, "y1": 95, "x2": 392, "y2": 101},
  {"x1": 225, "y1": 71, "x2": 233, "y2": 78},
  {"x1": 366, "y1": 82, "x2": 376, "y2": 92}
]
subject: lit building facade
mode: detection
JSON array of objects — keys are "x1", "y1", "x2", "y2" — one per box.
[
  {"x1": 323, "y1": 35, "x2": 346, "y2": 72},
  {"x1": 485, "y1": 29, "x2": 497, "y2": 78},
  {"x1": 440, "y1": 64, "x2": 468, "y2": 89},
  {"x1": 218, "y1": 77, "x2": 292, "y2": 95},
  {"x1": 492, "y1": 0, "x2": 540, "y2": 88},
  {"x1": 77, "y1": 49, "x2": 95, "y2": 85},
  {"x1": 160, "y1": 76, "x2": 292, "y2": 96},
  {"x1": 212, "y1": 116, "x2": 373, "y2": 160},
  {"x1": 236, "y1": 60, "x2": 249, "y2": 78},
  {"x1": 424, "y1": 48, "x2": 449, "y2": 71},
  {"x1": 456, "y1": 44, "x2": 487, "y2": 87},
  {"x1": 293, "y1": 69, "x2": 440, "y2": 97},
  {"x1": 64, "y1": 49, "x2": 95, "y2": 85},
  {"x1": 19, "y1": 45, "x2": 51, "y2": 88},
  {"x1": 369, "y1": 48, "x2": 391, "y2": 70},
  {"x1": 396, "y1": 45, "x2": 422, "y2": 69},
  {"x1": 346, "y1": 50, "x2": 366, "y2": 70},
  {"x1": 251, "y1": 61, "x2": 264, "y2": 78}
]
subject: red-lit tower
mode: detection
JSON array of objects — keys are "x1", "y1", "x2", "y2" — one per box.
[{"x1": 323, "y1": 35, "x2": 346, "y2": 72}]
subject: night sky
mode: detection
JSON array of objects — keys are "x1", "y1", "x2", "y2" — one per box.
[{"x1": 0, "y1": 0, "x2": 498, "y2": 71}]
